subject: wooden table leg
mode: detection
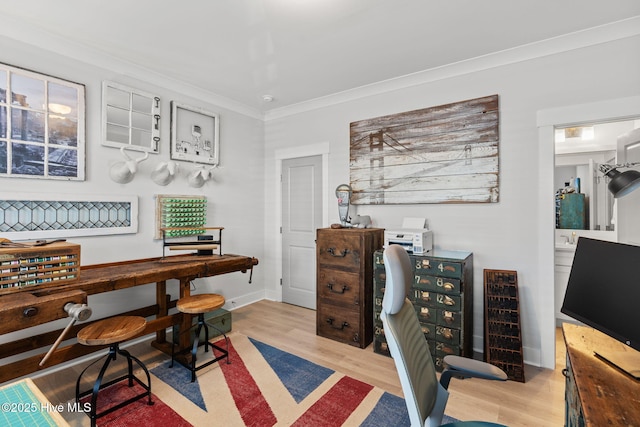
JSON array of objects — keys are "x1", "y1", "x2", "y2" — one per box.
[
  {"x1": 152, "y1": 277, "x2": 193, "y2": 357},
  {"x1": 178, "y1": 278, "x2": 192, "y2": 352},
  {"x1": 156, "y1": 280, "x2": 167, "y2": 344}
]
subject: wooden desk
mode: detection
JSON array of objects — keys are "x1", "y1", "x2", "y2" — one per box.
[
  {"x1": 563, "y1": 323, "x2": 640, "y2": 426},
  {"x1": 0, "y1": 254, "x2": 258, "y2": 383}
]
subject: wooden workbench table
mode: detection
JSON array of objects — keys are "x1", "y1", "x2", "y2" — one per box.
[
  {"x1": 563, "y1": 323, "x2": 640, "y2": 426},
  {"x1": 0, "y1": 254, "x2": 258, "y2": 383}
]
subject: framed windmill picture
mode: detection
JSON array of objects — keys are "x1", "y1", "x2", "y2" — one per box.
[{"x1": 170, "y1": 101, "x2": 219, "y2": 165}]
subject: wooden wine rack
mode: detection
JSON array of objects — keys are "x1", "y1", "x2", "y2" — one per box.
[
  {"x1": 0, "y1": 242, "x2": 80, "y2": 294},
  {"x1": 483, "y1": 269, "x2": 525, "y2": 382}
]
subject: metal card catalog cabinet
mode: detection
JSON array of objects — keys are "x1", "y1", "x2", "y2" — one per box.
[
  {"x1": 316, "y1": 228, "x2": 384, "y2": 348},
  {"x1": 374, "y1": 249, "x2": 473, "y2": 371}
]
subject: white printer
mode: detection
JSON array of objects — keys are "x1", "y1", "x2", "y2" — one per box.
[{"x1": 384, "y1": 217, "x2": 433, "y2": 254}]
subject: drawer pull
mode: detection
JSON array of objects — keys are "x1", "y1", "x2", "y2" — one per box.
[
  {"x1": 435, "y1": 278, "x2": 456, "y2": 292},
  {"x1": 443, "y1": 311, "x2": 455, "y2": 324},
  {"x1": 327, "y1": 283, "x2": 349, "y2": 294},
  {"x1": 438, "y1": 327, "x2": 454, "y2": 340},
  {"x1": 326, "y1": 317, "x2": 349, "y2": 330},
  {"x1": 327, "y1": 247, "x2": 350, "y2": 257},
  {"x1": 23, "y1": 307, "x2": 38, "y2": 317},
  {"x1": 416, "y1": 259, "x2": 431, "y2": 269}
]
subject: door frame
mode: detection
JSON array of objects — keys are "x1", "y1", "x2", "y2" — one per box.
[
  {"x1": 536, "y1": 95, "x2": 640, "y2": 369},
  {"x1": 273, "y1": 142, "x2": 330, "y2": 303}
]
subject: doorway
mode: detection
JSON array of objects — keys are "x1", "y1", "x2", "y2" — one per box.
[
  {"x1": 537, "y1": 95, "x2": 640, "y2": 369},
  {"x1": 281, "y1": 155, "x2": 323, "y2": 309},
  {"x1": 616, "y1": 127, "x2": 640, "y2": 245},
  {"x1": 552, "y1": 120, "x2": 637, "y2": 327}
]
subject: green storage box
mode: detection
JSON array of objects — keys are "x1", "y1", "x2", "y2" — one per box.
[{"x1": 173, "y1": 308, "x2": 231, "y2": 344}]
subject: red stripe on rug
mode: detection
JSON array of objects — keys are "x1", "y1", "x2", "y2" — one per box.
[
  {"x1": 213, "y1": 338, "x2": 277, "y2": 427},
  {"x1": 80, "y1": 381, "x2": 192, "y2": 427},
  {"x1": 290, "y1": 376, "x2": 374, "y2": 427}
]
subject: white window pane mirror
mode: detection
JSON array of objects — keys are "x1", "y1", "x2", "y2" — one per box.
[{"x1": 102, "y1": 81, "x2": 160, "y2": 153}]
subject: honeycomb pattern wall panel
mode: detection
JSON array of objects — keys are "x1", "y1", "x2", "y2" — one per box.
[{"x1": 0, "y1": 193, "x2": 138, "y2": 239}]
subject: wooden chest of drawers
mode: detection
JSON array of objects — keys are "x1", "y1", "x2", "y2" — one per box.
[
  {"x1": 316, "y1": 228, "x2": 384, "y2": 348},
  {"x1": 373, "y1": 248, "x2": 473, "y2": 370}
]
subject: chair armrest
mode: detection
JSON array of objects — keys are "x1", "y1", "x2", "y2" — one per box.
[{"x1": 439, "y1": 355, "x2": 508, "y2": 389}]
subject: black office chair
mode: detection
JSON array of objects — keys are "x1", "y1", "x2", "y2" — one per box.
[{"x1": 381, "y1": 245, "x2": 508, "y2": 427}]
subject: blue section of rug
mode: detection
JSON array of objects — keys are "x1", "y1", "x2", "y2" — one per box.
[
  {"x1": 151, "y1": 360, "x2": 207, "y2": 412},
  {"x1": 442, "y1": 414, "x2": 461, "y2": 424},
  {"x1": 360, "y1": 391, "x2": 411, "y2": 427},
  {"x1": 248, "y1": 337, "x2": 334, "y2": 403},
  {"x1": 360, "y1": 391, "x2": 459, "y2": 426}
]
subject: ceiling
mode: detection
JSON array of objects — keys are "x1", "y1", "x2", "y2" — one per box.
[{"x1": 3, "y1": 0, "x2": 640, "y2": 115}]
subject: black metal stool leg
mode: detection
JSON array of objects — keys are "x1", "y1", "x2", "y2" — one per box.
[
  {"x1": 119, "y1": 348, "x2": 154, "y2": 406},
  {"x1": 208, "y1": 322, "x2": 231, "y2": 365},
  {"x1": 77, "y1": 342, "x2": 153, "y2": 426},
  {"x1": 171, "y1": 308, "x2": 230, "y2": 382},
  {"x1": 123, "y1": 346, "x2": 134, "y2": 387},
  {"x1": 91, "y1": 346, "x2": 116, "y2": 426},
  {"x1": 190, "y1": 319, "x2": 205, "y2": 382},
  {"x1": 76, "y1": 350, "x2": 110, "y2": 407},
  {"x1": 201, "y1": 314, "x2": 210, "y2": 353}
]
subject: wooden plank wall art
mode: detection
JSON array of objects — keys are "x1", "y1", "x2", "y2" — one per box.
[{"x1": 349, "y1": 95, "x2": 499, "y2": 204}]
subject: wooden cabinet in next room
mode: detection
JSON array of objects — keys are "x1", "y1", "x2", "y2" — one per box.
[{"x1": 316, "y1": 227, "x2": 384, "y2": 348}]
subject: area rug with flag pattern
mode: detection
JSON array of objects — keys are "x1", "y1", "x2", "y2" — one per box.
[{"x1": 66, "y1": 333, "x2": 459, "y2": 426}]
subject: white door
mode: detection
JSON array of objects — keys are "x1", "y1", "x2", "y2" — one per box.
[
  {"x1": 617, "y1": 128, "x2": 640, "y2": 245},
  {"x1": 282, "y1": 155, "x2": 323, "y2": 309}
]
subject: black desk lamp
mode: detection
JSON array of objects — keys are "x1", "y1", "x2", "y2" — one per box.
[{"x1": 599, "y1": 162, "x2": 640, "y2": 198}]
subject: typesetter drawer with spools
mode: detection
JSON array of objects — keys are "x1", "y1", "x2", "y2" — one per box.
[
  {"x1": 0, "y1": 242, "x2": 80, "y2": 293},
  {"x1": 373, "y1": 249, "x2": 473, "y2": 371},
  {"x1": 316, "y1": 227, "x2": 384, "y2": 348}
]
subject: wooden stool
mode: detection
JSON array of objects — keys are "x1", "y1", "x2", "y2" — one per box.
[
  {"x1": 75, "y1": 316, "x2": 153, "y2": 427},
  {"x1": 171, "y1": 293, "x2": 230, "y2": 382}
]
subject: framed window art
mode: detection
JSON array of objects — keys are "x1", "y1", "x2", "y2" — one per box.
[
  {"x1": 170, "y1": 101, "x2": 219, "y2": 166},
  {"x1": 102, "y1": 81, "x2": 161, "y2": 154},
  {"x1": 0, "y1": 63, "x2": 85, "y2": 180}
]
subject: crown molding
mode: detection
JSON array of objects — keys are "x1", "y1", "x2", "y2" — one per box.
[
  {"x1": 1, "y1": 13, "x2": 638, "y2": 123},
  {"x1": 0, "y1": 14, "x2": 264, "y2": 120},
  {"x1": 263, "y1": 16, "x2": 640, "y2": 121}
]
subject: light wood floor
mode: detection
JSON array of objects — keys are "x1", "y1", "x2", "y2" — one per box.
[{"x1": 35, "y1": 300, "x2": 566, "y2": 426}]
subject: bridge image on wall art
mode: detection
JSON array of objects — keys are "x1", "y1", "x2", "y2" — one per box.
[{"x1": 349, "y1": 95, "x2": 499, "y2": 205}]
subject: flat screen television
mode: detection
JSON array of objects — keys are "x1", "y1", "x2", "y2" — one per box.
[{"x1": 561, "y1": 237, "x2": 640, "y2": 378}]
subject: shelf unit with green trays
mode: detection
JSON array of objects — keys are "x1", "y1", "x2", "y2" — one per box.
[
  {"x1": 373, "y1": 249, "x2": 474, "y2": 371},
  {"x1": 155, "y1": 195, "x2": 222, "y2": 257}
]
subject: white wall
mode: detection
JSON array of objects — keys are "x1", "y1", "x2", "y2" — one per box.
[
  {"x1": 1, "y1": 20, "x2": 639, "y2": 372},
  {"x1": 0, "y1": 36, "x2": 266, "y2": 349},
  {"x1": 262, "y1": 34, "x2": 640, "y2": 369}
]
